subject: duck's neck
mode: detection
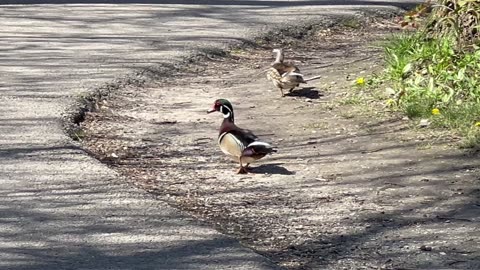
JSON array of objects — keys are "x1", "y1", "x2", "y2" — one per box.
[
  {"x1": 222, "y1": 112, "x2": 234, "y2": 123},
  {"x1": 274, "y1": 50, "x2": 284, "y2": 63},
  {"x1": 220, "y1": 113, "x2": 235, "y2": 135}
]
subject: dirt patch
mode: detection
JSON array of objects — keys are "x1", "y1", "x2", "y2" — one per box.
[{"x1": 78, "y1": 18, "x2": 480, "y2": 270}]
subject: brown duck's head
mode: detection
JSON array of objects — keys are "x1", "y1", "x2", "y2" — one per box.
[{"x1": 207, "y1": 99, "x2": 234, "y2": 121}]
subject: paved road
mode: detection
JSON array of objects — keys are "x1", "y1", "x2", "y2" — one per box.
[{"x1": 0, "y1": 1, "x2": 420, "y2": 269}]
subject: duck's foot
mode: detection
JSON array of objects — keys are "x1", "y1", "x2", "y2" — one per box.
[{"x1": 236, "y1": 167, "x2": 249, "y2": 174}]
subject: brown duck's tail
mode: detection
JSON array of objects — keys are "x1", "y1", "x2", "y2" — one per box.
[{"x1": 304, "y1": 75, "x2": 321, "y2": 82}]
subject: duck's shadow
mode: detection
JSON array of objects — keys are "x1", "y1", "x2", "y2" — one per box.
[
  {"x1": 249, "y1": 163, "x2": 295, "y2": 175},
  {"x1": 286, "y1": 87, "x2": 322, "y2": 99}
]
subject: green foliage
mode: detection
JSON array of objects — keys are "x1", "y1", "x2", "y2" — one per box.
[
  {"x1": 382, "y1": 0, "x2": 480, "y2": 147},
  {"x1": 339, "y1": 17, "x2": 363, "y2": 29}
]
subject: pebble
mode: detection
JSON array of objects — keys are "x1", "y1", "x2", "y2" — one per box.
[
  {"x1": 419, "y1": 119, "x2": 430, "y2": 128},
  {"x1": 385, "y1": 87, "x2": 396, "y2": 96},
  {"x1": 420, "y1": 245, "x2": 432, "y2": 251}
]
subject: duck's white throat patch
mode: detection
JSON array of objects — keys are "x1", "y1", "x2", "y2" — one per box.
[{"x1": 220, "y1": 105, "x2": 232, "y2": 119}]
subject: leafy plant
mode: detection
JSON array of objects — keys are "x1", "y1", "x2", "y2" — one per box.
[
  {"x1": 400, "y1": 1, "x2": 433, "y2": 28},
  {"x1": 382, "y1": 0, "x2": 480, "y2": 147}
]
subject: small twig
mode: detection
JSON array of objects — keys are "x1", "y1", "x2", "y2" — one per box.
[
  {"x1": 436, "y1": 216, "x2": 473, "y2": 222},
  {"x1": 448, "y1": 260, "x2": 468, "y2": 266},
  {"x1": 311, "y1": 63, "x2": 334, "y2": 69},
  {"x1": 154, "y1": 120, "x2": 177, "y2": 125},
  {"x1": 361, "y1": 148, "x2": 385, "y2": 154},
  {"x1": 384, "y1": 182, "x2": 407, "y2": 188},
  {"x1": 377, "y1": 182, "x2": 406, "y2": 194},
  {"x1": 431, "y1": 4, "x2": 454, "y2": 12}
]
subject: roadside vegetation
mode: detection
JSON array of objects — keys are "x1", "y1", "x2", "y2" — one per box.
[{"x1": 360, "y1": 1, "x2": 480, "y2": 148}]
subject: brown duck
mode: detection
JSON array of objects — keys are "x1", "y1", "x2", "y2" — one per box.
[
  {"x1": 207, "y1": 99, "x2": 276, "y2": 174},
  {"x1": 267, "y1": 48, "x2": 321, "y2": 97}
]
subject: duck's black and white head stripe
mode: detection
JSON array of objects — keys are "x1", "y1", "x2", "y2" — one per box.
[
  {"x1": 207, "y1": 99, "x2": 234, "y2": 122},
  {"x1": 219, "y1": 104, "x2": 233, "y2": 120}
]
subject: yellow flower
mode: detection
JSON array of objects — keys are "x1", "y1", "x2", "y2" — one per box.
[
  {"x1": 355, "y1": 77, "x2": 365, "y2": 86},
  {"x1": 431, "y1": 108, "x2": 440, "y2": 115},
  {"x1": 475, "y1": 122, "x2": 480, "y2": 127},
  {"x1": 385, "y1": 98, "x2": 395, "y2": 107}
]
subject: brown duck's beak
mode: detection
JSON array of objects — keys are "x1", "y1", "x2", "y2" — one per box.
[{"x1": 207, "y1": 107, "x2": 216, "y2": 114}]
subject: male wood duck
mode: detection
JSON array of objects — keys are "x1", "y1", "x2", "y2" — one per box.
[
  {"x1": 267, "y1": 48, "x2": 321, "y2": 97},
  {"x1": 207, "y1": 99, "x2": 276, "y2": 174}
]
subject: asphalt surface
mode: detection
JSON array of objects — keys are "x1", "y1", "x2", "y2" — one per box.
[{"x1": 0, "y1": 1, "x2": 420, "y2": 269}]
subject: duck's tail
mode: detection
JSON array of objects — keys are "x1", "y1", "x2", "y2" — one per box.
[
  {"x1": 246, "y1": 141, "x2": 277, "y2": 154},
  {"x1": 304, "y1": 75, "x2": 322, "y2": 82}
]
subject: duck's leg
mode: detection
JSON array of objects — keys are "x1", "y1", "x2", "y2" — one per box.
[
  {"x1": 279, "y1": 87, "x2": 285, "y2": 97},
  {"x1": 236, "y1": 157, "x2": 248, "y2": 174},
  {"x1": 237, "y1": 167, "x2": 248, "y2": 174}
]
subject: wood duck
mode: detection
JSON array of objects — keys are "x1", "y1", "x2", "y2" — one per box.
[
  {"x1": 267, "y1": 48, "x2": 321, "y2": 97},
  {"x1": 207, "y1": 99, "x2": 276, "y2": 174}
]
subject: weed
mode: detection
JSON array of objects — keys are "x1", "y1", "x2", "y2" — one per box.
[
  {"x1": 198, "y1": 47, "x2": 228, "y2": 58},
  {"x1": 340, "y1": 17, "x2": 363, "y2": 29},
  {"x1": 230, "y1": 48, "x2": 245, "y2": 54},
  {"x1": 417, "y1": 142, "x2": 433, "y2": 150},
  {"x1": 339, "y1": 94, "x2": 362, "y2": 105},
  {"x1": 380, "y1": 1, "x2": 480, "y2": 147},
  {"x1": 72, "y1": 129, "x2": 86, "y2": 141},
  {"x1": 339, "y1": 111, "x2": 355, "y2": 119},
  {"x1": 460, "y1": 129, "x2": 480, "y2": 149}
]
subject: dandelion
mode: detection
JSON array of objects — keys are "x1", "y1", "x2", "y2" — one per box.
[
  {"x1": 355, "y1": 77, "x2": 365, "y2": 86},
  {"x1": 385, "y1": 98, "x2": 395, "y2": 107},
  {"x1": 431, "y1": 108, "x2": 440, "y2": 115},
  {"x1": 475, "y1": 122, "x2": 480, "y2": 127}
]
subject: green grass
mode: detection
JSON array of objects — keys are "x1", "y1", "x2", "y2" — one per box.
[
  {"x1": 338, "y1": 94, "x2": 363, "y2": 105},
  {"x1": 337, "y1": 1, "x2": 480, "y2": 148},
  {"x1": 339, "y1": 17, "x2": 363, "y2": 29},
  {"x1": 379, "y1": 9, "x2": 480, "y2": 148},
  {"x1": 461, "y1": 129, "x2": 480, "y2": 149}
]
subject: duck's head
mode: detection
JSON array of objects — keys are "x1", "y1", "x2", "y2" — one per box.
[
  {"x1": 272, "y1": 48, "x2": 284, "y2": 63},
  {"x1": 272, "y1": 48, "x2": 283, "y2": 54},
  {"x1": 207, "y1": 99, "x2": 234, "y2": 121}
]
